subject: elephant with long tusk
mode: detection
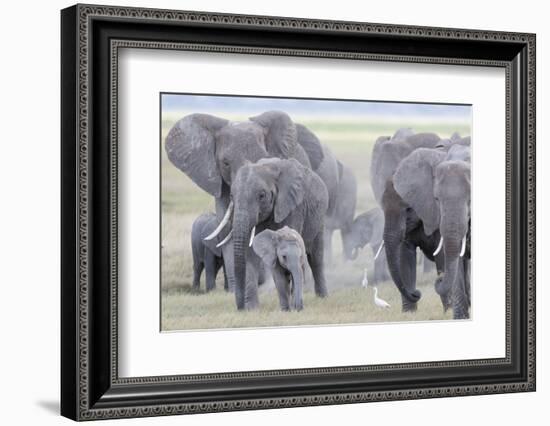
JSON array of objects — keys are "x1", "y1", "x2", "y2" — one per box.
[
  {"x1": 165, "y1": 110, "x2": 339, "y2": 309},
  {"x1": 229, "y1": 158, "x2": 329, "y2": 310},
  {"x1": 370, "y1": 128, "x2": 444, "y2": 311},
  {"x1": 392, "y1": 146, "x2": 471, "y2": 319}
]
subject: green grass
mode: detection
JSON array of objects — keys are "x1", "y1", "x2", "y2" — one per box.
[{"x1": 160, "y1": 111, "x2": 469, "y2": 331}]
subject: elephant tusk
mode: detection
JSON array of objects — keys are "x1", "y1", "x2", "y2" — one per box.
[
  {"x1": 215, "y1": 230, "x2": 233, "y2": 248},
  {"x1": 460, "y1": 236, "x2": 466, "y2": 257},
  {"x1": 433, "y1": 237, "x2": 444, "y2": 256},
  {"x1": 374, "y1": 241, "x2": 384, "y2": 260},
  {"x1": 249, "y1": 226, "x2": 256, "y2": 247},
  {"x1": 204, "y1": 201, "x2": 233, "y2": 240}
]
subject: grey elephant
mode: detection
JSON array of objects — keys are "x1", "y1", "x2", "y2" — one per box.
[
  {"x1": 190, "y1": 213, "x2": 227, "y2": 292},
  {"x1": 252, "y1": 227, "x2": 307, "y2": 311},
  {"x1": 324, "y1": 159, "x2": 358, "y2": 263},
  {"x1": 341, "y1": 207, "x2": 391, "y2": 285},
  {"x1": 393, "y1": 146, "x2": 471, "y2": 319},
  {"x1": 370, "y1": 128, "x2": 441, "y2": 205},
  {"x1": 165, "y1": 111, "x2": 337, "y2": 303},
  {"x1": 220, "y1": 157, "x2": 329, "y2": 310},
  {"x1": 370, "y1": 128, "x2": 443, "y2": 311}
]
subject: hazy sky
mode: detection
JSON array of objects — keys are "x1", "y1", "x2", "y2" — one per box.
[{"x1": 161, "y1": 93, "x2": 471, "y2": 120}]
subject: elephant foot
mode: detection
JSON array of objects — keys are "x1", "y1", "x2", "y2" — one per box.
[
  {"x1": 244, "y1": 293, "x2": 260, "y2": 310},
  {"x1": 453, "y1": 309, "x2": 470, "y2": 320},
  {"x1": 402, "y1": 302, "x2": 417, "y2": 313},
  {"x1": 292, "y1": 300, "x2": 304, "y2": 311},
  {"x1": 315, "y1": 286, "x2": 328, "y2": 298},
  {"x1": 245, "y1": 301, "x2": 260, "y2": 310}
]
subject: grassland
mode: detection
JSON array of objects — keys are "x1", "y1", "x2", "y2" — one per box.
[{"x1": 161, "y1": 110, "x2": 470, "y2": 331}]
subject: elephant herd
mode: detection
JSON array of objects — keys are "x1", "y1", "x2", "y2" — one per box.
[{"x1": 166, "y1": 110, "x2": 471, "y2": 319}]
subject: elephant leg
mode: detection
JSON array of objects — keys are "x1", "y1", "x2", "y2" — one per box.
[
  {"x1": 257, "y1": 261, "x2": 267, "y2": 286},
  {"x1": 215, "y1": 257, "x2": 224, "y2": 288},
  {"x1": 464, "y1": 259, "x2": 471, "y2": 307},
  {"x1": 400, "y1": 240, "x2": 418, "y2": 312},
  {"x1": 452, "y1": 259, "x2": 469, "y2": 319},
  {"x1": 192, "y1": 259, "x2": 203, "y2": 289},
  {"x1": 204, "y1": 251, "x2": 217, "y2": 292},
  {"x1": 324, "y1": 227, "x2": 333, "y2": 265},
  {"x1": 244, "y1": 252, "x2": 261, "y2": 309},
  {"x1": 308, "y1": 231, "x2": 328, "y2": 298},
  {"x1": 272, "y1": 267, "x2": 290, "y2": 311},
  {"x1": 221, "y1": 261, "x2": 229, "y2": 291},
  {"x1": 221, "y1": 241, "x2": 235, "y2": 293}
]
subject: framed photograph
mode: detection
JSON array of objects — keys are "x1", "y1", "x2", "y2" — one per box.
[{"x1": 61, "y1": 4, "x2": 536, "y2": 421}]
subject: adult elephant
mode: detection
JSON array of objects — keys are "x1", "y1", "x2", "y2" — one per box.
[
  {"x1": 226, "y1": 158, "x2": 329, "y2": 310},
  {"x1": 381, "y1": 180, "x2": 444, "y2": 311},
  {"x1": 370, "y1": 128, "x2": 441, "y2": 205},
  {"x1": 393, "y1": 147, "x2": 471, "y2": 319},
  {"x1": 324, "y1": 159, "x2": 357, "y2": 263},
  {"x1": 370, "y1": 128, "x2": 442, "y2": 310},
  {"x1": 165, "y1": 111, "x2": 329, "y2": 294}
]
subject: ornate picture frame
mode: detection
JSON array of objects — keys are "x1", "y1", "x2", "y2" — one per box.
[{"x1": 61, "y1": 4, "x2": 535, "y2": 421}]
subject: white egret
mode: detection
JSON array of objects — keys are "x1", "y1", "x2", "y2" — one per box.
[
  {"x1": 373, "y1": 287, "x2": 391, "y2": 309},
  {"x1": 361, "y1": 268, "x2": 369, "y2": 288}
]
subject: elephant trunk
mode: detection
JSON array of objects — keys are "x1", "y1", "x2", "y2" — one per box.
[
  {"x1": 232, "y1": 209, "x2": 251, "y2": 310},
  {"x1": 383, "y1": 225, "x2": 421, "y2": 304},
  {"x1": 435, "y1": 235, "x2": 461, "y2": 297},
  {"x1": 435, "y1": 203, "x2": 469, "y2": 319},
  {"x1": 341, "y1": 229, "x2": 359, "y2": 261},
  {"x1": 289, "y1": 263, "x2": 304, "y2": 311}
]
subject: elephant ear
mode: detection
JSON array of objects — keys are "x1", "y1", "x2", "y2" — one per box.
[
  {"x1": 165, "y1": 114, "x2": 228, "y2": 197},
  {"x1": 336, "y1": 159, "x2": 344, "y2": 181},
  {"x1": 249, "y1": 111, "x2": 297, "y2": 159},
  {"x1": 394, "y1": 148, "x2": 446, "y2": 236},
  {"x1": 371, "y1": 138, "x2": 412, "y2": 205},
  {"x1": 274, "y1": 159, "x2": 306, "y2": 223},
  {"x1": 295, "y1": 124, "x2": 325, "y2": 170},
  {"x1": 252, "y1": 229, "x2": 279, "y2": 268},
  {"x1": 368, "y1": 207, "x2": 385, "y2": 244},
  {"x1": 351, "y1": 212, "x2": 374, "y2": 246}
]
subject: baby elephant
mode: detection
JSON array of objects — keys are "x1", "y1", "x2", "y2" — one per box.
[
  {"x1": 191, "y1": 213, "x2": 227, "y2": 292},
  {"x1": 252, "y1": 227, "x2": 307, "y2": 311}
]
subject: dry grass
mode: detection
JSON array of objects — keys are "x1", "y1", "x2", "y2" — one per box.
[
  {"x1": 160, "y1": 109, "x2": 469, "y2": 331},
  {"x1": 162, "y1": 272, "x2": 451, "y2": 331}
]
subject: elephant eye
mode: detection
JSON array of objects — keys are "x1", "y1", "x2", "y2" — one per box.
[
  {"x1": 258, "y1": 190, "x2": 266, "y2": 200},
  {"x1": 222, "y1": 160, "x2": 230, "y2": 167}
]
